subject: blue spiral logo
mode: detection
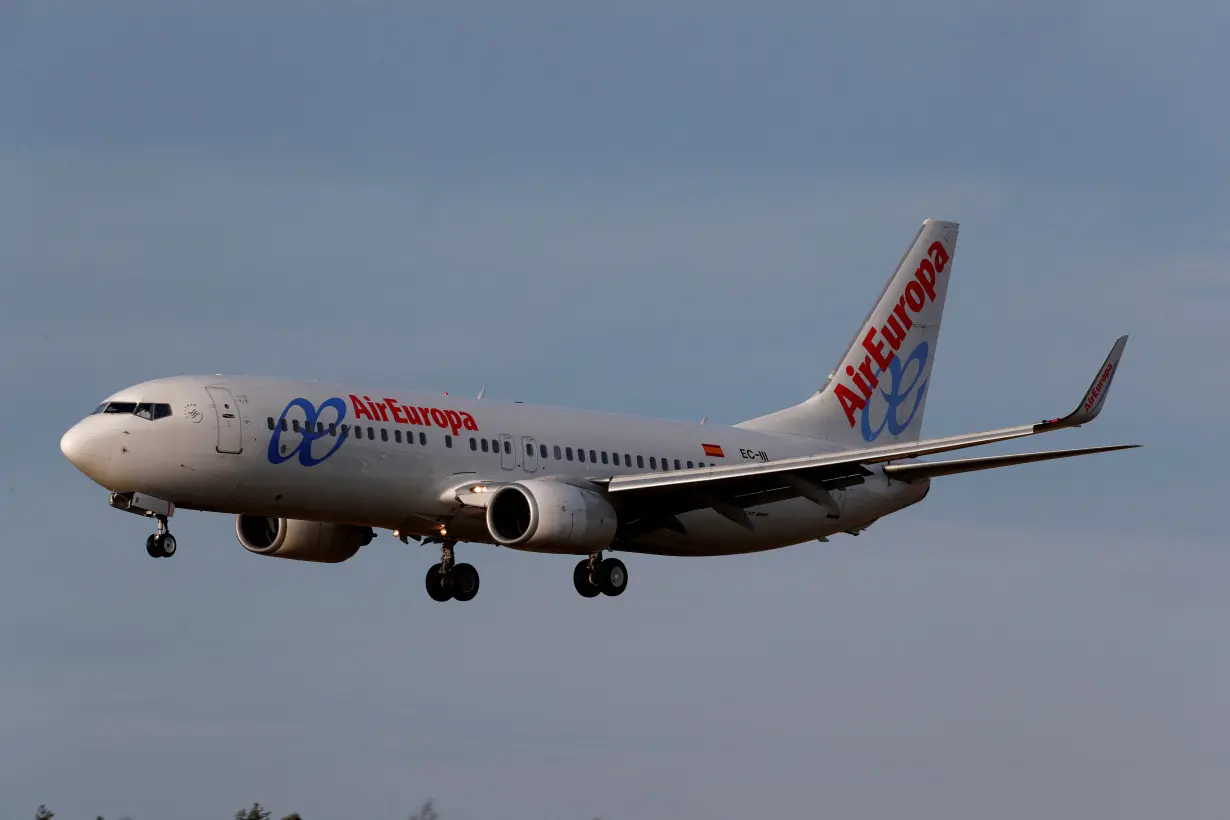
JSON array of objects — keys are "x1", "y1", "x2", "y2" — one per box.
[
  {"x1": 861, "y1": 341, "x2": 929, "y2": 442},
  {"x1": 268, "y1": 397, "x2": 348, "y2": 466}
]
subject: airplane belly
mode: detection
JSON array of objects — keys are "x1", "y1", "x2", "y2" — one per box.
[{"x1": 626, "y1": 498, "x2": 838, "y2": 557}]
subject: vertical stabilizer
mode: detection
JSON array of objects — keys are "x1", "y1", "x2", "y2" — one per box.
[{"x1": 736, "y1": 219, "x2": 959, "y2": 446}]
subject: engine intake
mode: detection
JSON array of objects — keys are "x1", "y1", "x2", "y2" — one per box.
[
  {"x1": 486, "y1": 479, "x2": 617, "y2": 553},
  {"x1": 235, "y1": 515, "x2": 374, "y2": 563}
]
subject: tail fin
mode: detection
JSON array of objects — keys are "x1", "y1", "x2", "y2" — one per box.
[{"x1": 736, "y1": 218, "x2": 959, "y2": 446}]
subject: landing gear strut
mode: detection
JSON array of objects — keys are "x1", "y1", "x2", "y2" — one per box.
[
  {"x1": 145, "y1": 515, "x2": 177, "y2": 558},
  {"x1": 424, "y1": 540, "x2": 480, "y2": 603},
  {"x1": 574, "y1": 552, "x2": 627, "y2": 598}
]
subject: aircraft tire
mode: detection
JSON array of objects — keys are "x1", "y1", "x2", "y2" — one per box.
[
  {"x1": 573, "y1": 559, "x2": 600, "y2": 598},
  {"x1": 451, "y1": 563, "x2": 480, "y2": 602},
  {"x1": 146, "y1": 534, "x2": 160, "y2": 558},
  {"x1": 596, "y1": 557, "x2": 628, "y2": 597},
  {"x1": 425, "y1": 563, "x2": 452, "y2": 602}
]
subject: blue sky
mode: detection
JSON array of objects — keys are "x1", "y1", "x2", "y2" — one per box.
[{"x1": 1, "y1": 3, "x2": 1227, "y2": 819}]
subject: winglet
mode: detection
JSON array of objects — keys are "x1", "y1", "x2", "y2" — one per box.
[{"x1": 1036, "y1": 335, "x2": 1128, "y2": 431}]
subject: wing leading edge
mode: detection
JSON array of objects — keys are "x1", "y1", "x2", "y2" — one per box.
[{"x1": 606, "y1": 335, "x2": 1135, "y2": 497}]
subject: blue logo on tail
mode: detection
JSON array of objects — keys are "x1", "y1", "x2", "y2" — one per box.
[
  {"x1": 861, "y1": 341, "x2": 929, "y2": 442},
  {"x1": 269, "y1": 397, "x2": 348, "y2": 466}
]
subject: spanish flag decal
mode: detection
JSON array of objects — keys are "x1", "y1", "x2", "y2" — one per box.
[{"x1": 702, "y1": 443, "x2": 724, "y2": 458}]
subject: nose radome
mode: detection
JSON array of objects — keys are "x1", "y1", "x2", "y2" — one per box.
[
  {"x1": 60, "y1": 422, "x2": 86, "y2": 465},
  {"x1": 60, "y1": 420, "x2": 111, "y2": 482}
]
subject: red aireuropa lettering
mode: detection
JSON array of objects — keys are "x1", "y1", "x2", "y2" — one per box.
[
  {"x1": 384, "y1": 398, "x2": 407, "y2": 424},
  {"x1": 832, "y1": 236, "x2": 952, "y2": 427},
  {"x1": 1084, "y1": 364, "x2": 1113, "y2": 411},
  {"x1": 347, "y1": 394, "x2": 480, "y2": 432},
  {"x1": 835, "y1": 383, "x2": 867, "y2": 426}
]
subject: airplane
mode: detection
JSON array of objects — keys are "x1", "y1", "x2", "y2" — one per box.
[{"x1": 59, "y1": 219, "x2": 1137, "y2": 602}]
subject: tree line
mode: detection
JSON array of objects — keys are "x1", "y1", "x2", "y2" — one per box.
[{"x1": 33, "y1": 800, "x2": 443, "y2": 820}]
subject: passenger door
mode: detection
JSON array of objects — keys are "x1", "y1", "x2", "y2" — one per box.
[
  {"x1": 499, "y1": 433, "x2": 516, "y2": 470},
  {"x1": 521, "y1": 436, "x2": 539, "y2": 473},
  {"x1": 205, "y1": 386, "x2": 243, "y2": 454}
]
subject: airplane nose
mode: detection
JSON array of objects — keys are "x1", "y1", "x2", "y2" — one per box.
[
  {"x1": 60, "y1": 422, "x2": 85, "y2": 464},
  {"x1": 60, "y1": 420, "x2": 110, "y2": 480}
]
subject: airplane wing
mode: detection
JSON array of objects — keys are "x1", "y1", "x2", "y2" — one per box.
[{"x1": 601, "y1": 336, "x2": 1135, "y2": 535}]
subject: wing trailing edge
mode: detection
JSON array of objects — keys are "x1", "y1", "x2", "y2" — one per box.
[{"x1": 882, "y1": 444, "x2": 1140, "y2": 481}]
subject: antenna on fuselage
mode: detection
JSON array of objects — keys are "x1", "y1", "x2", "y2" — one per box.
[
  {"x1": 700, "y1": 416, "x2": 708, "y2": 424},
  {"x1": 477, "y1": 385, "x2": 486, "y2": 400}
]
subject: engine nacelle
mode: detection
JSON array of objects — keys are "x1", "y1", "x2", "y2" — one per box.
[
  {"x1": 486, "y1": 478, "x2": 618, "y2": 553},
  {"x1": 235, "y1": 515, "x2": 375, "y2": 563}
]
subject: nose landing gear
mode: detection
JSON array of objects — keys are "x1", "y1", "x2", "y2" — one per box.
[{"x1": 145, "y1": 515, "x2": 177, "y2": 558}]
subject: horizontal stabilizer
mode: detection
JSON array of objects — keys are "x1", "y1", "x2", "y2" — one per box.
[{"x1": 883, "y1": 444, "x2": 1140, "y2": 481}]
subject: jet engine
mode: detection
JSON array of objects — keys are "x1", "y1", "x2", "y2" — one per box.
[
  {"x1": 235, "y1": 515, "x2": 375, "y2": 563},
  {"x1": 485, "y1": 478, "x2": 618, "y2": 553}
]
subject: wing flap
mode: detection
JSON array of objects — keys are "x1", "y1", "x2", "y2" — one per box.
[{"x1": 882, "y1": 444, "x2": 1140, "y2": 481}]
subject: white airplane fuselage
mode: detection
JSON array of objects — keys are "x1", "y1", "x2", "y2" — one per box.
[{"x1": 60, "y1": 374, "x2": 928, "y2": 558}]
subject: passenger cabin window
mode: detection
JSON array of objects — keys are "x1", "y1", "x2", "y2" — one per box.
[
  {"x1": 566, "y1": 447, "x2": 574, "y2": 461},
  {"x1": 578, "y1": 449, "x2": 586, "y2": 463},
  {"x1": 329, "y1": 423, "x2": 337, "y2": 436},
  {"x1": 470, "y1": 437, "x2": 478, "y2": 451},
  {"x1": 367, "y1": 427, "x2": 375, "y2": 439},
  {"x1": 649, "y1": 457, "x2": 657, "y2": 469},
  {"x1": 419, "y1": 432, "x2": 427, "y2": 445},
  {"x1": 354, "y1": 427, "x2": 362, "y2": 440},
  {"x1": 687, "y1": 461, "x2": 694, "y2": 469},
  {"x1": 481, "y1": 439, "x2": 489, "y2": 452},
  {"x1": 446, "y1": 435, "x2": 453, "y2": 448},
  {"x1": 381, "y1": 429, "x2": 389, "y2": 442},
  {"x1": 589, "y1": 449, "x2": 596, "y2": 462},
  {"x1": 601, "y1": 451, "x2": 609, "y2": 464},
  {"x1": 675, "y1": 459, "x2": 682, "y2": 470},
  {"x1": 526, "y1": 442, "x2": 533, "y2": 456},
  {"x1": 395, "y1": 430, "x2": 403, "y2": 443},
  {"x1": 292, "y1": 419, "x2": 301, "y2": 432},
  {"x1": 624, "y1": 454, "x2": 632, "y2": 467},
  {"x1": 267, "y1": 417, "x2": 275, "y2": 430},
  {"x1": 637, "y1": 455, "x2": 644, "y2": 468},
  {"x1": 540, "y1": 444, "x2": 548, "y2": 459},
  {"x1": 504, "y1": 440, "x2": 512, "y2": 454},
  {"x1": 554, "y1": 446, "x2": 562, "y2": 460}
]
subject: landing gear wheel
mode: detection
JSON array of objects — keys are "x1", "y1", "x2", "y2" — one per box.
[
  {"x1": 573, "y1": 559, "x2": 600, "y2": 598},
  {"x1": 451, "y1": 563, "x2": 480, "y2": 602},
  {"x1": 425, "y1": 563, "x2": 452, "y2": 602},
  {"x1": 595, "y1": 557, "x2": 627, "y2": 597},
  {"x1": 147, "y1": 533, "x2": 176, "y2": 558}
]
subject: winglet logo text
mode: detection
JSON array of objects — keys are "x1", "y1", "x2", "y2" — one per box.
[{"x1": 1084, "y1": 362, "x2": 1115, "y2": 413}]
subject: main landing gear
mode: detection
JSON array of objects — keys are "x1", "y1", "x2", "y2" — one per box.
[
  {"x1": 574, "y1": 552, "x2": 627, "y2": 598},
  {"x1": 424, "y1": 540, "x2": 481, "y2": 603},
  {"x1": 145, "y1": 515, "x2": 177, "y2": 558}
]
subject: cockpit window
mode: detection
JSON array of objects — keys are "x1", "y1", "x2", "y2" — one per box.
[{"x1": 96, "y1": 401, "x2": 172, "y2": 420}]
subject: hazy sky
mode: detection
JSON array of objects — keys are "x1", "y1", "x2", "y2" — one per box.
[{"x1": 2, "y1": 3, "x2": 1227, "y2": 819}]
